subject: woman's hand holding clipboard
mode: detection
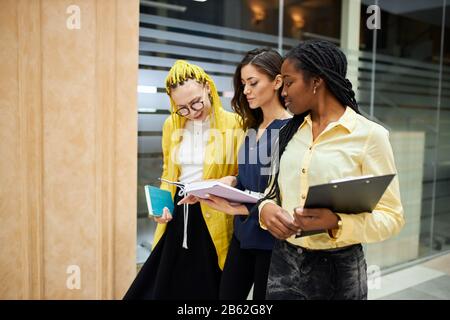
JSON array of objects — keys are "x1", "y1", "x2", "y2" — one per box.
[{"x1": 293, "y1": 174, "x2": 396, "y2": 237}]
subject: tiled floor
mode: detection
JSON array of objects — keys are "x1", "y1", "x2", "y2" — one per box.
[{"x1": 369, "y1": 253, "x2": 450, "y2": 300}]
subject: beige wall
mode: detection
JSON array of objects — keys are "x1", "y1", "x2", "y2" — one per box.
[{"x1": 0, "y1": 0, "x2": 138, "y2": 299}]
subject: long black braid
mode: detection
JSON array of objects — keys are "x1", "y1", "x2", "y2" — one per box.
[{"x1": 257, "y1": 40, "x2": 359, "y2": 207}]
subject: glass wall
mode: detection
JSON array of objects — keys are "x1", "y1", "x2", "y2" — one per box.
[
  {"x1": 359, "y1": 0, "x2": 450, "y2": 269},
  {"x1": 137, "y1": 0, "x2": 450, "y2": 271},
  {"x1": 283, "y1": 0, "x2": 341, "y2": 42}
]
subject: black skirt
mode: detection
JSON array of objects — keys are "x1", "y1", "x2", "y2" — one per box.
[{"x1": 123, "y1": 187, "x2": 221, "y2": 300}]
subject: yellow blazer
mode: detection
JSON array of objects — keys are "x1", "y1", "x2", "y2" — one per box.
[{"x1": 153, "y1": 108, "x2": 243, "y2": 270}]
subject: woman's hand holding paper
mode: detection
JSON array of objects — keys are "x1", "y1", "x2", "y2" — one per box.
[
  {"x1": 260, "y1": 203, "x2": 300, "y2": 240},
  {"x1": 200, "y1": 194, "x2": 249, "y2": 216}
]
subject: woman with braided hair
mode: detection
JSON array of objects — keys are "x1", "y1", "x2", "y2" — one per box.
[
  {"x1": 124, "y1": 60, "x2": 242, "y2": 300},
  {"x1": 258, "y1": 40, "x2": 405, "y2": 300}
]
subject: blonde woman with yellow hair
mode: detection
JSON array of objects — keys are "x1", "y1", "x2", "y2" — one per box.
[{"x1": 124, "y1": 60, "x2": 242, "y2": 300}]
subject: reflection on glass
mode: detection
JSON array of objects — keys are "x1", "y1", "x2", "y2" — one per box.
[
  {"x1": 283, "y1": 0, "x2": 341, "y2": 42},
  {"x1": 140, "y1": 0, "x2": 280, "y2": 35},
  {"x1": 360, "y1": 0, "x2": 450, "y2": 269}
]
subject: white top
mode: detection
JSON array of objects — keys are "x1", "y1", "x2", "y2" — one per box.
[{"x1": 178, "y1": 117, "x2": 210, "y2": 184}]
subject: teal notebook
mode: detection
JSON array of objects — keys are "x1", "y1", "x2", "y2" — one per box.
[{"x1": 144, "y1": 185, "x2": 175, "y2": 217}]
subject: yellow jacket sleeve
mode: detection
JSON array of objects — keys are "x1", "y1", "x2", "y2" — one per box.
[
  {"x1": 160, "y1": 118, "x2": 169, "y2": 190},
  {"x1": 159, "y1": 117, "x2": 175, "y2": 193}
]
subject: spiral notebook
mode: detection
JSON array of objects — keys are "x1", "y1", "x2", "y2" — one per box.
[{"x1": 159, "y1": 178, "x2": 261, "y2": 204}]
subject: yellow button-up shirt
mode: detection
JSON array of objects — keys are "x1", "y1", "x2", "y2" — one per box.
[{"x1": 259, "y1": 106, "x2": 405, "y2": 249}]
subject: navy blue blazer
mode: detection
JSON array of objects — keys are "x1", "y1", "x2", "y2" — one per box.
[{"x1": 234, "y1": 118, "x2": 290, "y2": 250}]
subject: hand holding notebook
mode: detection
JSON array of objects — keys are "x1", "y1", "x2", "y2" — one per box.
[
  {"x1": 160, "y1": 178, "x2": 261, "y2": 204},
  {"x1": 144, "y1": 185, "x2": 174, "y2": 217}
]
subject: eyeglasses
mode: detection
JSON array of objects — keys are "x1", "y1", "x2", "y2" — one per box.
[
  {"x1": 174, "y1": 88, "x2": 207, "y2": 117},
  {"x1": 175, "y1": 100, "x2": 205, "y2": 117}
]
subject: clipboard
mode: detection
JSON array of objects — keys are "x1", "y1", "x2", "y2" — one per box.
[
  {"x1": 296, "y1": 174, "x2": 396, "y2": 238},
  {"x1": 304, "y1": 174, "x2": 395, "y2": 213}
]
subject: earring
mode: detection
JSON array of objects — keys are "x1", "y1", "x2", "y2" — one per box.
[{"x1": 313, "y1": 86, "x2": 317, "y2": 95}]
